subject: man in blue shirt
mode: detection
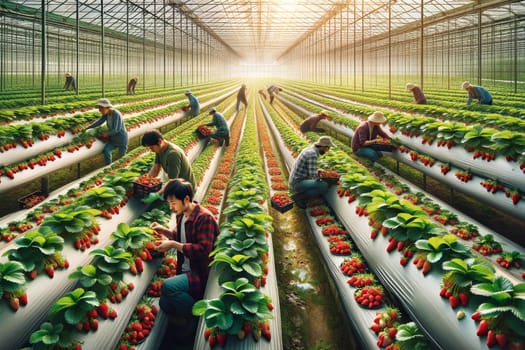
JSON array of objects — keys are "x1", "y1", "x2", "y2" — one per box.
[
  {"x1": 289, "y1": 136, "x2": 336, "y2": 209},
  {"x1": 462, "y1": 81, "x2": 493, "y2": 105},
  {"x1": 206, "y1": 107, "x2": 230, "y2": 146},
  {"x1": 86, "y1": 98, "x2": 128, "y2": 164},
  {"x1": 184, "y1": 90, "x2": 200, "y2": 116}
]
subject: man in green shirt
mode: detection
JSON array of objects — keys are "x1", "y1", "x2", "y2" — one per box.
[
  {"x1": 141, "y1": 130, "x2": 196, "y2": 189},
  {"x1": 206, "y1": 107, "x2": 230, "y2": 146}
]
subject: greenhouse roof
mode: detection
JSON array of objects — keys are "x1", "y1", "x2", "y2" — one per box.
[{"x1": 3, "y1": 0, "x2": 525, "y2": 62}]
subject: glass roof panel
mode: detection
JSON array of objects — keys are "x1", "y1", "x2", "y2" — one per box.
[{"x1": 4, "y1": 0, "x2": 523, "y2": 62}]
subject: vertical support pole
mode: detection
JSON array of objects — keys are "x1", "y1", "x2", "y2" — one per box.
[
  {"x1": 420, "y1": 0, "x2": 424, "y2": 90},
  {"x1": 361, "y1": 0, "x2": 364, "y2": 92},
  {"x1": 143, "y1": 0, "x2": 146, "y2": 90},
  {"x1": 388, "y1": 1, "x2": 392, "y2": 100},
  {"x1": 477, "y1": 8, "x2": 482, "y2": 85},
  {"x1": 126, "y1": 0, "x2": 129, "y2": 88},
  {"x1": 101, "y1": 0, "x2": 105, "y2": 96},
  {"x1": 76, "y1": 0, "x2": 79, "y2": 95},
  {"x1": 41, "y1": 0, "x2": 47, "y2": 104}
]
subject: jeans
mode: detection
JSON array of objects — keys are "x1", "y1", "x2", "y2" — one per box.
[
  {"x1": 294, "y1": 179, "x2": 329, "y2": 198},
  {"x1": 160, "y1": 273, "x2": 195, "y2": 316},
  {"x1": 355, "y1": 146, "x2": 383, "y2": 162},
  {"x1": 103, "y1": 133, "x2": 128, "y2": 164}
]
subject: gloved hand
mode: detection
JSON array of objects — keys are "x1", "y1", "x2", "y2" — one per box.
[{"x1": 142, "y1": 191, "x2": 161, "y2": 204}]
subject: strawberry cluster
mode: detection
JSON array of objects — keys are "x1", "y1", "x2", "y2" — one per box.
[
  {"x1": 369, "y1": 307, "x2": 401, "y2": 348},
  {"x1": 329, "y1": 240, "x2": 352, "y2": 255},
  {"x1": 340, "y1": 254, "x2": 367, "y2": 276},
  {"x1": 347, "y1": 273, "x2": 376, "y2": 288},
  {"x1": 118, "y1": 301, "x2": 158, "y2": 348},
  {"x1": 354, "y1": 285, "x2": 385, "y2": 309}
]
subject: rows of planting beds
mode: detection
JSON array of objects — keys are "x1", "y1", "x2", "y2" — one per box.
[
  {"x1": 274, "y1": 83, "x2": 525, "y2": 223},
  {"x1": 262, "y1": 90, "x2": 525, "y2": 350}
]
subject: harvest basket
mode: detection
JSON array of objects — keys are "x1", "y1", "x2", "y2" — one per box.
[
  {"x1": 271, "y1": 199, "x2": 293, "y2": 213},
  {"x1": 133, "y1": 181, "x2": 162, "y2": 199},
  {"x1": 320, "y1": 176, "x2": 340, "y2": 186},
  {"x1": 18, "y1": 191, "x2": 47, "y2": 209}
]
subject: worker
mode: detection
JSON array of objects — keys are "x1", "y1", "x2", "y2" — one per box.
[
  {"x1": 236, "y1": 84, "x2": 248, "y2": 112},
  {"x1": 300, "y1": 110, "x2": 330, "y2": 133},
  {"x1": 405, "y1": 83, "x2": 427, "y2": 104},
  {"x1": 206, "y1": 107, "x2": 230, "y2": 147},
  {"x1": 64, "y1": 72, "x2": 77, "y2": 92},
  {"x1": 141, "y1": 130, "x2": 196, "y2": 189},
  {"x1": 351, "y1": 111, "x2": 392, "y2": 162},
  {"x1": 150, "y1": 179, "x2": 219, "y2": 342},
  {"x1": 127, "y1": 77, "x2": 138, "y2": 95},
  {"x1": 184, "y1": 90, "x2": 200, "y2": 116},
  {"x1": 267, "y1": 85, "x2": 282, "y2": 104},
  {"x1": 462, "y1": 81, "x2": 493, "y2": 105},
  {"x1": 288, "y1": 136, "x2": 336, "y2": 209},
  {"x1": 86, "y1": 98, "x2": 128, "y2": 165}
]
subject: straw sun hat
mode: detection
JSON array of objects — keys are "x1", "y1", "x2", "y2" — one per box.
[{"x1": 368, "y1": 111, "x2": 386, "y2": 124}]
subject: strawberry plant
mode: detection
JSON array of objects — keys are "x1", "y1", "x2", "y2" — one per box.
[
  {"x1": 440, "y1": 258, "x2": 495, "y2": 309},
  {"x1": 110, "y1": 223, "x2": 155, "y2": 262},
  {"x1": 450, "y1": 222, "x2": 479, "y2": 240},
  {"x1": 393, "y1": 322, "x2": 432, "y2": 350},
  {"x1": 48, "y1": 288, "x2": 100, "y2": 328},
  {"x1": 40, "y1": 205, "x2": 101, "y2": 250},
  {"x1": 192, "y1": 278, "x2": 274, "y2": 344},
  {"x1": 4, "y1": 226, "x2": 68, "y2": 279},
  {"x1": 30, "y1": 322, "x2": 82, "y2": 350},
  {"x1": 470, "y1": 276, "x2": 525, "y2": 347},
  {"x1": 79, "y1": 186, "x2": 126, "y2": 217},
  {"x1": 488, "y1": 130, "x2": 525, "y2": 161},
  {"x1": 496, "y1": 251, "x2": 524, "y2": 269},
  {"x1": 472, "y1": 234, "x2": 503, "y2": 256},
  {"x1": 415, "y1": 234, "x2": 470, "y2": 269},
  {"x1": 0, "y1": 260, "x2": 27, "y2": 311}
]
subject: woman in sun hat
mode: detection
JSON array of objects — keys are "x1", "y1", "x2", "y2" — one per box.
[
  {"x1": 299, "y1": 109, "x2": 331, "y2": 133},
  {"x1": 462, "y1": 81, "x2": 493, "y2": 105},
  {"x1": 85, "y1": 98, "x2": 128, "y2": 164},
  {"x1": 406, "y1": 83, "x2": 427, "y2": 104},
  {"x1": 351, "y1": 111, "x2": 392, "y2": 162}
]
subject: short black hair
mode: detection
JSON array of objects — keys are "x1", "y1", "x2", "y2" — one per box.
[
  {"x1": 163, "y1": 178, "x2": 194, "y2": 201},
  {"x1": 142, "y1": 130, "x2": 163, "y2": 146}
]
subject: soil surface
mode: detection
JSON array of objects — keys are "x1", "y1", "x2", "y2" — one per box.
[{"x1": 271, "y1": 207, "x2": 358, "y2": 350}]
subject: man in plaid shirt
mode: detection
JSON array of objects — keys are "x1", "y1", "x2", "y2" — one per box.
[
  {"x1": 289, "y1": 136, "x2": 336, "y2": 209},
  {"x1": 150, "y1": 178, "x2": 219, "y2": 334}
]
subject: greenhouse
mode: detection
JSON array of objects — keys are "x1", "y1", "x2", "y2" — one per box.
[{"x1": 0, "y1": 0, "x2": 524, "y2": 349}]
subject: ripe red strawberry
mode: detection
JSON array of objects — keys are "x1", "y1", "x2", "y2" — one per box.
[
  {"x1": 98, "y1": 303, "x2": 109, "y2": 319},
  {"x1": 9, "y1": 297, "x2": 20, "y2": 311},
  {"x1": 208, "y1": 335, "x2": 217, "y2": 347},
  {"x1": 19, "y1": 293, "x2": 28, "y2": 306},
  {"x1": 45, "y1": 266, "x2": 55, "y2": 278},
  {"x1": 477, "y1": 319, "x2": 489, "y2": 337},
  {"x1": 386, "y1": 238, "x2": 397, "y2": 253},
  {"x1": 471, "y1": 311, "x2": 481, "y2": 321},
  {"x1": 496, "y1": 333, "x2": 509, "y2": 349},
  {"x1": 422, "y1": 261, "x2": 431, "y2": 275},
  {"x1": 388, "y1": 327, "x2": 397, "y2": 338},
  {"x1": 135, "y1": 257, "x2": 144, "y2": 273},
  {"x1": 486, "y1": 330, "x2": 497, "y2": 347},
  {"x1": 459, "y1": 293, "x2": 468, "y2": 306},
  {"x1": 448, "y1": 295, "x2": 459, "y2": 309},
  {"x1": 204, "y1": 328, "x2": 211, "y2": 340},
  {"x1": 216, "y1": 333, "x2": 227, "y2": 347}
]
